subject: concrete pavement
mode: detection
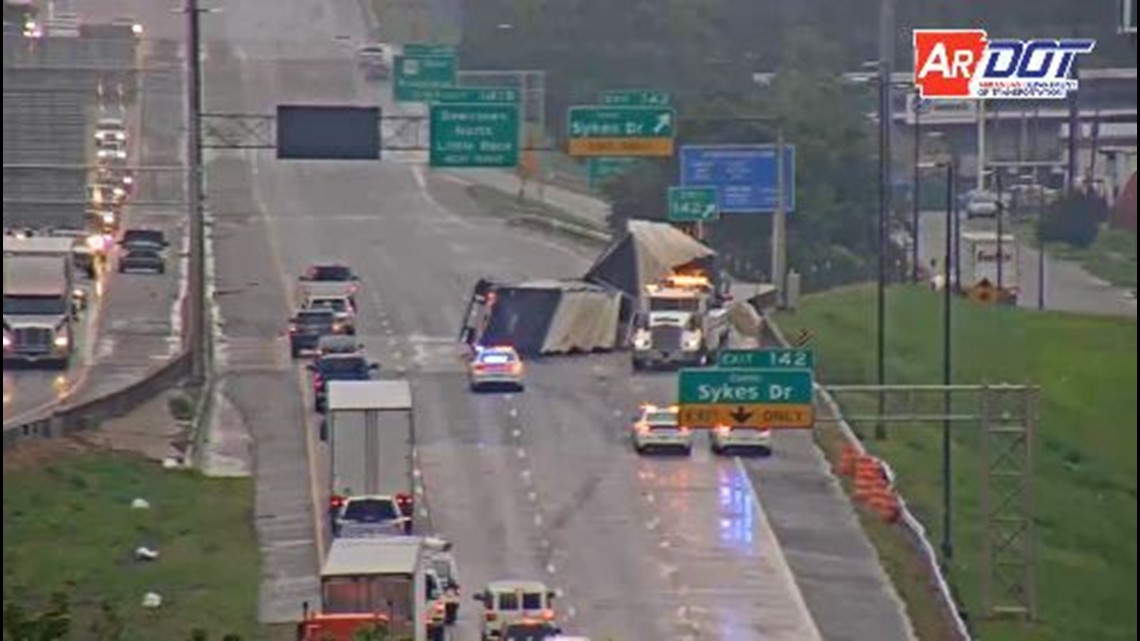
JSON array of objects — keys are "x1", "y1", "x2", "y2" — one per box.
[{"x1": 198, "y1": 0, "x2": 839, "y2": 638}]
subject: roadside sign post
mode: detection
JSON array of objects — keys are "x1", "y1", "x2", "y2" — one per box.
[
  {"x1": 677, "y1": 368, "x2": 814, "y2": 429},
  {"x1": 567, "y1": 106, "x2": 676, "y2": 157},
  {"x1": 667, "y1": 186, "x2": 719, "y2": 223},
  {"x1": 599, "y1": 89, "x2": 671, "y2": 106},
  {"x1": 429, "y1": 103, "x2": 519, "y2": 168},
  {"x1": 717, "y1": 348, "x2": 814, "y2": 369},
  {"x1": 679, "y1": 144, "x2": 796, "y2": 213},
  {"x1": 403, "y1": 43, "x2": 456, "y2": 57},
  {"x1": 422, "y1": 87, "x2": 519, "y2": 104},
  {"x1": 394, "y1": 54, "x2": 457, "y2": 102}
]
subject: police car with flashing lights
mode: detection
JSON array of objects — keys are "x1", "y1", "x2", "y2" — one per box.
[
  {"x1": 468, "y1": 345, "x2": 525, "y2": 392},
  {"x1": 710, "y1": 424, "x2": 773, "y2": 456},
  {"x1": 630, "y1": 404, "x2": 692, "y2": 455}
]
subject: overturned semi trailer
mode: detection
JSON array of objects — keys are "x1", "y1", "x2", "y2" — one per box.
[{"x1": 459, "y1": 279, "x2": 623, "y2": 356}]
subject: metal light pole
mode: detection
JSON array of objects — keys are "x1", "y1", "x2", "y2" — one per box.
[
  {"x1": 874, "y1": 0, "x2": 894, "y2": 439},
  {"x1": 1035, "y1": 166, "x2": 1046, "y2": 310},
  {"x1": 186, "y1": 0, "x2": 207, "y2": 385},
  {"x1": 996, "y1": 169, "x2": 1004, "y2": 294},
  {"x1": 942, "y1": 158, "x2": 956, "y2": 568},
  {"x1": 912, "y1": 93, "x2": 922, "y2": 283}
]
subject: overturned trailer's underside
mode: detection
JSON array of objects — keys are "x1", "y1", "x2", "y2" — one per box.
[{"x1": 460, "y1": 279, "x2": 623, "y2": 356}]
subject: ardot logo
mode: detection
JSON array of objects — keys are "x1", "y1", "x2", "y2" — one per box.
[{"x1": 914, "y1": 29, "x2": 1095, "y2": 100}]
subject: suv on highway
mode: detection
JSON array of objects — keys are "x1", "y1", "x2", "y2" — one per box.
[
  {"x1": 288, "y1": 308, "x2": 337, "y2": 358},
  {"x1": 308, "y1": 353, "x2": 378, "y2": 411},
  {"x1": 330, "y1": 494, "x2": 412, "y2": 538},
  {"x1": 121, "y1": 228, "x2": 167, "y2": 252},
  {"x1": 303, "y1": 294, "x2": 357, "y2": 335}
]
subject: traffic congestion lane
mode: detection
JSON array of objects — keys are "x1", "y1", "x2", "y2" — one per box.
[
  {"x1": 3, "y1": 23, "x2": 186, "y2": 426},
  {"x1": 66, "y1": 31, "x2": 187, "y2": 407}
]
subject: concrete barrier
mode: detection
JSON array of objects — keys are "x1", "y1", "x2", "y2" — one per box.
[{"x1": 3, "y1": 351, "x2": 192, "y2": 452}]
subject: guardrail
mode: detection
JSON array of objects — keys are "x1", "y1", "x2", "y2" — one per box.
[
  {"x1": 760, "y1": 311, "x2": 973, "y2": 641},
  {"x1": 3, "y1": 350, "x2": 192, "y2": 451}
]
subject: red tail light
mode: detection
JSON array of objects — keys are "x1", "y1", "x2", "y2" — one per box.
[
  {"x1": 485, "y1": 612, "x2": 497, "y2": 621},
  {"x1": 329, "y1": 495, "x2": 346, "y2": 509},
  {"x1": 396, "y1": 492, "x2": 413, "y2": 507},
  {"x1": 509, "y1": 362, "x2": 523, "y2": 375},
  {"x1": 473, "y1": 363, "x2": 487, "y2": 372}
]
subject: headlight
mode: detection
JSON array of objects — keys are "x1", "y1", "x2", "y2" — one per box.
[
  {"x1": 682, "y1": 332, "x2": 702, "y2": 350},
  {"x1": 54, "y1": 335, "x2": 69, "y2": 348},
  {"x1": 122, "y1": 175, "x2": 134, "y2": 185},
  {"x1": 102, "y1": 212, "x2": 115, "y2": 224},
  {"x1": 113, "y1": 187, "x2": 126, "y2": 198},
  {"x1": 2, "y1": 335, "x2": 11, "y2": 348},
  {"x1": 72, "y1": 288, "x2": 86, "y2": 299},
  {"x1": 97, "y1": 149, "x2": 109, "y2": 158},
  {"x1": 116, "y1": 132, "x2": 126, "y2": 141}
]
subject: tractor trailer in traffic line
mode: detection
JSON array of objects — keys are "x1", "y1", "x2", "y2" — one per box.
[
  {"x1": 2, "y1": 255, "x2": 77, "y2": 369},
  {"x1": 323, "y1": 380, "x2": 417, "y2": 538}
]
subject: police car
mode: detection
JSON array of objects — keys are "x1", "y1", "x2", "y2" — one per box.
[
  {"x1": 630, "y1": 404, "x2": 692, "y2": 455},
  {"x1": 468, "y1": 345, "x2": 525, "y2": 392},
  {"x1": 710, "y1": 424, "x2": 772, "y2": 456}
]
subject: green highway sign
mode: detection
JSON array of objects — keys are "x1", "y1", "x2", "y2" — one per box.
[
  {"x1": 567, "y1": 106, "x2": 676, "y2": 157},
  {"x1": 429, "y1": 103, "x2": 519, "y2": 168},
  {"x1": 587, "y1": 157, "x2": 639, "y2": 192},
  {"x1": 718, "y1": 348, "x2": 814, "y2": 370},
  {"x1": 424, "y1": 86, "x2": 519, "y2": 104},
  {"x1": 600, "y1": 89, "x2": 671, "y2": 106},
  {"x1": 403, "y1": 43, "x2": 455, "y2": 56},
  {"x1": 678, "y1": 368, "x2": 813, "y2": 405},
  {"x1": 394, "y1": 54, "x2": 457, "y2": 102},
  {"x1": 667, "y1": 186, "x2": 719, "y2": 222},
  {"x1": 678, "y1": 368, "x2": 815, "y2": 429}
]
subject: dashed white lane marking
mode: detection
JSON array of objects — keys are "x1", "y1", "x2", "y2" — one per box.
[
  {"x1": 508, "y1": 407, "x2": 519, "y2": 418},
  {"x1": 511, "y1": 428, "x2": 522, "y2": 438},
  {"x1": 520, "y1": 469, "x2": 532, "y2": 481},
  {"x1": 534, "y1": 514, "x2": 544, "y2": 527},
  {"x1": 546, "y1": 563, "x2": 556, "y2": 575},
  {"x1": 541, "y1": 538, "x2": 551, "y2": 548},
  {"x1": 516, "y1": 448, "x2": 527, "y2": 459},
  {"x1": 527, "y1": 491, "x2": 537, "y2": 502}
]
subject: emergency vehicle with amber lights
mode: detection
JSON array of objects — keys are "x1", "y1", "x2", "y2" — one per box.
[
  {"x1": 468, "y1": 345, "x2": 526, "y2": 392},
  {"x1": 473, "y1": 580, "x2": 562, "y2": 641},
  {"x1": 630, "y1": 404, "x2": 692, "y2": 455}
]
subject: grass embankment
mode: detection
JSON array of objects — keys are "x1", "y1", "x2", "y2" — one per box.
[
  {"x1": 3, "y1": 446, "x2": 259, "y2": 640},
  {"x1": 775, "y1": 285, "x2": 1137, "y2": 641}
]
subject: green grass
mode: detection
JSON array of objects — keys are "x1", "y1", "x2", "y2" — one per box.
[
  {"x1": 3, "y1": 447, "x2": 259, "y2": 640},
  {"x1": 775, "y1": 285, "x2": 1137, "y2": 641}
]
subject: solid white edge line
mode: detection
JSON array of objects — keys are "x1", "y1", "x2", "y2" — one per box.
[{"x1": 734, "y1": 456, "x2": 825, "y2": 641}]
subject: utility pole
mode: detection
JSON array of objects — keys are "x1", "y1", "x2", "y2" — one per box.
[
  {"x1": 941, "y1": 158, "x2": 956, "y2": 568},
  {"x1": 772, "y1": 129, "x2": 787, "y2": 306},
  {"x1": 874, "y1": 0, "x2": 895, "y2": 440},
  {"x1": 996, "y1": 169, "x2": 1005, "y2": 295},
  {"x1": 912, "y1": 92, "x2": 922, "y2": 283},
  {"x1": 186, "y1": 0, "x2": 207, "y2": 385},
  {"x1": 1066, "y1": 59, "x2": 1081, "y2": 193}
]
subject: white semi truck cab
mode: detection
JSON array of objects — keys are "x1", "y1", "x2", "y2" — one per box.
[
  {"x1": 631, "y1": 274, "x2": 729, "y2": 371},
  {"x1": 3, "y1": 255, "x2": 76, "y2": 368}
]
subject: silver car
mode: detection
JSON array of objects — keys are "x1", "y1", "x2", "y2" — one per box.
[{"x1": 118, "y1": 248, "x2": 165, "y2": 274}]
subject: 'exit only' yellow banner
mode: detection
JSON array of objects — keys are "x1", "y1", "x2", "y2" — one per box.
[
  {"x1": 568, "y1": 137, "x2": 674, "y2": 157},
  {"x1": 678, "y1": 404, "x2": 814, "y2": 429}
]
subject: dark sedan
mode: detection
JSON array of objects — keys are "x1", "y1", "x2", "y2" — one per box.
[{"x1": 118, "y1": 248, "x2": 165, "y2": 274}]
